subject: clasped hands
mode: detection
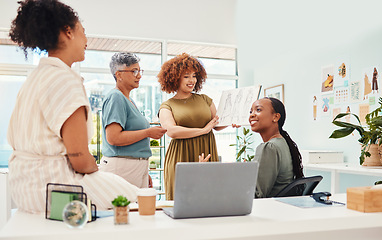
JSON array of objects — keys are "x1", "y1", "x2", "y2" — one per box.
[{"x1": 198, "y1": 122, "x2": 240, "y2": 162}]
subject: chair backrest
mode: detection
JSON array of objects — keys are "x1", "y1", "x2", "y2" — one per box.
[{"x1": 274, "y1": 175, "x2": 323, "y2": 197}]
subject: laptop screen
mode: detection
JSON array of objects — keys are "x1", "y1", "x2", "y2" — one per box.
[{"x1": 169, "y1": 161, "x2": 258, "y2": 219}]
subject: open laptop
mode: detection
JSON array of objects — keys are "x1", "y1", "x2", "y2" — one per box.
[{"x1": 162, "y1": 161, "x2": 259, "y2": 219}]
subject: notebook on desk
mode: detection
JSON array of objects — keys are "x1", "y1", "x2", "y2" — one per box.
[{"x1": 162, "y1": 161, "x2": 259, "y2": 219}]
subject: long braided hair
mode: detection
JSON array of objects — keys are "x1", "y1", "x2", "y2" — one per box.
[{"x1": 266, "y1": 97, "x2": 304, "y2": 179}]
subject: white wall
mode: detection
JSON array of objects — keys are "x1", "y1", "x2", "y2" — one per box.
[
  {"x1": 0, "y1": 0, "x2": 237, "y2": 45},
  {"x1": 236, "y1": 0, "x2": 382, "y2": 191},
  {"x1": 236, "y1": 0, "x2": 382, "y2": 162}
]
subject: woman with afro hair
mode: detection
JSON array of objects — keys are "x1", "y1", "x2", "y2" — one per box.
[
  {"x1": 158, "y1": 53, "x2": 230, "y2": 200},
  {"x1": 7, "y1": 0, "x2": 138, "y2": 213}
]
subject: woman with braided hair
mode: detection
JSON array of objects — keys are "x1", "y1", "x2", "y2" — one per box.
[{"x1": 249, "y1": 97, "x2": 304, "y2": 198}]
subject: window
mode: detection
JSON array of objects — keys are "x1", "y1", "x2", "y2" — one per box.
[
  {"x1": 0, "y1": 33, "x2": 238, "y2": 167},
  {"x1": 0, "y1": 75, "x2": 25, "y2": 167},
  {"x1": 82, "y1": 51, "x2": 162, "y2": 71},
  {"x1": 0, "y1": 45, "x2": 47, "y2": 65}
]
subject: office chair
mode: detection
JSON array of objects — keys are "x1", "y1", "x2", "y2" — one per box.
[{"x1": 274, "y1": 175, "x2": 323, "y2": 197}]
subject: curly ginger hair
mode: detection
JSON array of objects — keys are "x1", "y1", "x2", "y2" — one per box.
[{"x1": 157, "y1": 53, "x2": 207, "y2": 93}]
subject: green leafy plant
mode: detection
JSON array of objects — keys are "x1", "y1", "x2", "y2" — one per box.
[
  {"x1": 230, "y1": 127, "x2": 255, "y2": 162},
  {"x1": 149, "y1": 160, "x2": 157, "y2": 169},
  {"x1": 330, "y1": 97, "x2": 382, "y2": 164},
  {"x1": 150, "y1": 139, "x2": 159, "y2": 146},
  {"x1": 111, "y1": 195, "x2": 131, "y2": 207},
  {"x1": 375, "y1": 180, "x2": 382, "y2": 185}
]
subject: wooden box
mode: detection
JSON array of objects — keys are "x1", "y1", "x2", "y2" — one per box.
[{"x1": 347, "y1": 186, "x2": 382, "y2": 212}]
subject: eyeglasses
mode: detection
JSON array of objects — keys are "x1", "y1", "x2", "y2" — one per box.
[{"x1": 118, "y1": 69, "x2": 144, "y2": 77}]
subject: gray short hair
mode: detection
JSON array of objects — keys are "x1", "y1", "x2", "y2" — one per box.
[{"x1": 110, "y1": 52, "x2": 140, "y2": 80}]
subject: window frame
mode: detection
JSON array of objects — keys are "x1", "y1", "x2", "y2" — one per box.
[{"x1": 0, "y1": 32, "x2": 239, "y2": 167}]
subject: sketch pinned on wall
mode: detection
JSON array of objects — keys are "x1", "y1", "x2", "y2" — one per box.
[
  {"x1": 369, "y1": 96, "x2": 376, "y2": 106},
  {"x1": 338, "y1": 63, "x2": 347, "y2": 78},
  {"x1": 349, "y1": 81, "x2": 361, "y2": 102},
  {"x1": 372, "y1": 67, "x2": 379, "y2": 94},
  {"x1": 345, "y1": 105, "x2": 351, "y2": 123},
  {"x1": 334, "y1": 87, "x2": 349, "y2": 105},
  {"x1": 334, "y1": 62, "x2": 349, "y2": 88},
  {"x1": 332, "y1": 107, "x2": 341, "y2": 121},
  {"x1": 359, "y1": 104, "x2": 370, "y2": 124},
  {"x1": 216, "y1": 85, "x2": 262, "y2": 126},
  {"x1": 320, "y1": 94, "x2": 331, "y2": 117},
  {"x1": 362, "y1": 66, "x2": 380, "y2": 100},
  {"x1": 363, "y1": 72, "x2": 372, "y2": 100},
  {"x1": 313, "y1": 95, "x2": 317, "y2": 121},
  {"x1": 321, "y1": 65, "x2": 334, "y2": 93}
]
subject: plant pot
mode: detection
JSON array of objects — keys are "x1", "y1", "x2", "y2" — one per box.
[
  {"x1": 149, "y1": 163, "x2": 157, "y2": 169},
  {"x1": 379, "y1": 144, "x2": 382, "y2": 165},
  {"x1": 114, "y1": 206, "x2": 129, "y2": 224},
  {"x1": 362, "y1": 144, "x2": 382, "y2": 166}
]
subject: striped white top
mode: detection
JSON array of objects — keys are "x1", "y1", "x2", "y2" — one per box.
[
  {"x1": 8, "y1": 57, "x2": 93, "y2": 154},
  {"x1": 7, "y1": 57, "x2": 138, "y2": 213}
]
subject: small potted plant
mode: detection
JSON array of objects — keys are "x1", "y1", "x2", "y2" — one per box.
[
  {"x1": 150, "y1": 139, "x2": 159, "y2": 147},
  {"x1": 112, "y1": 195, "x2": 130, "y2": 224},
  {"x1": 149, "y1": 161, "x2": 157, "y2": 169},
  {"x1": 230, "y1": 127, "x2": 255, "y2": 162},
  {"x1": 330, "y1": 97, "x2": 382, "y2": 166}
]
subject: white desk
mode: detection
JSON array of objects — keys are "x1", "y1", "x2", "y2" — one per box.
[
  {"x1": 1, "y1": 194, "x2": 382, "y2": 240},
  {"x1": 0, "y1": 168, "x2": 11, "y2": 230},
  {"x1": 305, "y1": 163, "x2": 382, "y2": 193}
]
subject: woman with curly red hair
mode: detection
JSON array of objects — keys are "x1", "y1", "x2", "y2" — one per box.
[{"x1": 158, "y1": 53, "x2": 228, "y2": 200}]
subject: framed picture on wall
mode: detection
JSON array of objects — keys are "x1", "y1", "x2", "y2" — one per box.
[{"x1": 264, "y1": 84, "x2": 284, "y2": 103}]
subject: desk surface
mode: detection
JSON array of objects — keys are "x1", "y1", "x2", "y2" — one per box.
[
  {"x1": 305, "y1": 163, "x2": 382, "y2": 175},
  {"x1": 1, "y1": 194, "x2": 382, "y2": 240}
]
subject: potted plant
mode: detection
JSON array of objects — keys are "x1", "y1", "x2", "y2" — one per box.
[
  {"x1": 112, "y1": 195, "x2": 131, "y2": 224},
  {"x1": 230, "y1": 127, "x2": 255, "y2": 162},
  {"x1": 149, "y1": 161, "x2": 157, "y2": 169},
  {"x1": 330, "y1": 97, "x2": 382, "y2": 166},
  {"x1": 150, "y1": 139, "x2": 159, "y2": 147}
]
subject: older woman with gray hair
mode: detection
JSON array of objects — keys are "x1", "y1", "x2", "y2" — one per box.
[{"x1": 99, "y1": 52, "x2": 166, "y2": 188}]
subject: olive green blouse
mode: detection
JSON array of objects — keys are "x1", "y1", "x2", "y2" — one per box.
[
  {"x1": 254, "y1": 137, "x2": 294, "y2": 198},
  {"x1": 160, "y1": 93, "x2": 218, "y2": 200}
]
